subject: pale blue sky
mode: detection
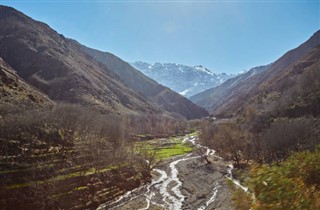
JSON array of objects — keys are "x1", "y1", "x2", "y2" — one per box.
[{"x1": 1, "y1": 1, "x2": 319, "y2": 74}]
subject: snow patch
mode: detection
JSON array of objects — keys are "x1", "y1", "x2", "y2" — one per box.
[
  {"x1": 179, "y1": 88, "x2": 192, "y2": 96},
  {"x1": 194, "y1": 65, "x2": 214, "y2": 76}
]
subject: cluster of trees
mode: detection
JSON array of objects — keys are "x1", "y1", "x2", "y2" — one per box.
[
  {"x1": 0, "y1": 103, "x2": 124, "y2": 159},
  {"x1": 200, "y1": 116, "x2": 319, "y2": 166},
  {"x1": 0, "y1": 102, "x2": 193, "y2": 159},
  {"x1": 125, "y1": 113, "x2": 193, "y2": 138},
  {"x1": 200, "y1": 121, "x2": 251, "y2": 166}
]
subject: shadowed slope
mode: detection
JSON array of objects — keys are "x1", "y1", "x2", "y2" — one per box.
[{"x1": 191, "y1": 30, "x2": 320, "y2": 117}]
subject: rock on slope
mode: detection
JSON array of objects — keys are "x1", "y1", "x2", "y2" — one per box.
[{"x1": 131, "y1": 62, "x2": 231, "y2": 98}]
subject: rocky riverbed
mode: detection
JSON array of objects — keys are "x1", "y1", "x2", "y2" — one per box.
[
  {"x1": 177, "y1": 156, "x2": 234, "y2": 210},
  {"x1": 98, "y1": 136, "x2": 236, "y2": 210}
]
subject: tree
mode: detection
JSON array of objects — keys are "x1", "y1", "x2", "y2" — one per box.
[{"x1": 200, "y1": 122, "x2": 250, "y2": 167}]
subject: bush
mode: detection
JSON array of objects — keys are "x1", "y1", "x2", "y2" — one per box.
[{"x1": 248, "y1": 148, "x2": 320, "y2": 210}]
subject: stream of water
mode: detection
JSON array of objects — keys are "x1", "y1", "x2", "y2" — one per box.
[{"x1": 97, "y1": 134, "x2": 248, "y2": 210}]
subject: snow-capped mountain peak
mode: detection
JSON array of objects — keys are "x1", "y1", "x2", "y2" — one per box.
[
  {"x1": 194, "y1": 65, "x2": 214, "y2": 75},
  {"x1": 130, "y1": 61, "x2": 233, "y2": 98}
]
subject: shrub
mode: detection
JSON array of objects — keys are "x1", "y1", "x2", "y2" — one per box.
[{"x1": 248, "y1": 148, "x2": 320, "y2": 210}]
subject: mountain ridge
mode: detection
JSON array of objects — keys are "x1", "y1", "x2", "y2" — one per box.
[
  {"x1": 190, "y1": 64, "x2": 271, "y2": 112},
  {"x1": 131, "y1": 61, "x2": 232, "y2": 98},
  {"x1": 79, "y1": 44, "x2": 208, "y2": 119},
  {"x1": 191, "y1": 30, "x2": 320, "y2": 117}
]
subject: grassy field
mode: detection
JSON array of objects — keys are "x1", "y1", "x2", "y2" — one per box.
[{"x1": 135, "y1": 135, "x2": 194, "y2": 160}]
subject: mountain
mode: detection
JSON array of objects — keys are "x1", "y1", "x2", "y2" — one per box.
[
  {"x1": 131, "y1": 62, "x2": 232, "y2": 98},
  {"x1": 80, "y1": 46, "x2": 208, "y2": 119},
  {"x1": 191, "y1": 30, "x2": 320, "y2": 118},
  {"x1": 0, "y1": 5, "x2": 208, "y2": 119},
  {"x1": 190, "y1": 64, "x2": 271, "y2": 112},
  {"x1": 0, "y1": 57, "x2": 52, "y2": 106}
]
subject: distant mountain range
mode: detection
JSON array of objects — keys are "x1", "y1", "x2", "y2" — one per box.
[
  {"x1": 131, "y1": 62, "x2": 232, "y2": 98},
  {"x1": 0, "y1": 5, "x2": 208, "y2": 119}
]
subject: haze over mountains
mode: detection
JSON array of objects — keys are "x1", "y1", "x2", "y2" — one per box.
[
  {"x1": 0, "y1": 5, "x2": 208, "y2": 119},
  {"x1": 131, "y1": 62, "x2": 232, "y2": 98}
]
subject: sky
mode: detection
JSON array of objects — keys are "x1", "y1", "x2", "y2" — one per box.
[{"x1": 1, "y1": 1, "x2": 319, "y2": 74}]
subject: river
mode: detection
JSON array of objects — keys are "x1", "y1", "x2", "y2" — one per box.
[{"x1": 97, "y1": 134, "x2": 247, "y2": 210}]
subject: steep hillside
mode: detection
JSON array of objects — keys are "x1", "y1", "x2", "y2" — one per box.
[
  {"x1": 0, "y1": 5, "x2": 207, "y2": 119},
  {"x1": 131, "y1": 62, "x2": 231, "y2": 98},
  {"x1": 81, "y1": 46, "x2": 208, "y2": 119},
  {"x1": 0, "y1": 5, "x2": 162, "y2": 116},
  {"x1": 0, "y1": 57, "x2": 52, "y2": 106},
  {"x1": 191, "y1": 30, "x2": 320, "y2": 117},
  {"x1": 190, "y1": 64, "x2": 270, "y2": 113}
]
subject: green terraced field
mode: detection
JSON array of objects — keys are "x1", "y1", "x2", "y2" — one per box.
[{"x1": 135, "y1": 135, "x2": 193, "y2": 160}]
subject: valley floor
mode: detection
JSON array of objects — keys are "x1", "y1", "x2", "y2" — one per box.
[{"x1": 100, "y1": 136, "x2": 235, "y2": 210}]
